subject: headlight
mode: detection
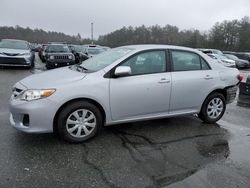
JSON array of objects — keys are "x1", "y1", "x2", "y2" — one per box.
[
  {"x1": 19, "y1": 89, "x2": 56, "y2": 101},
  {"x1": 49, "y1": 56, "x2": 54, "y2": 60},
  {"x1": 68, "y1": 55, "x2": 73, "y2": 59}
]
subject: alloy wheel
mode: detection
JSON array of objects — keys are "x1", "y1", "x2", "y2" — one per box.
[
  {"x1": 66, "y1": 109, "x2": 96, "y2": 138},
  {"x1": 207, "y1": 97, "x2": 224, "y2": 119}
]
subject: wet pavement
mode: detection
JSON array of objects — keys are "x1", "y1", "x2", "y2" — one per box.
[{"x1": 0, "y1": 55, "x2": 250, "y2": 188}]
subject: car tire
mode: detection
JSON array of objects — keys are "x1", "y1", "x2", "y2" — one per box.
[
  {"x1": 46, "y1": 63, "x2": 52, "y2": 70},
  {"x1": 199, "y1": 92, "x2": 226, "y2": 124},
  {"x1": 30, "y1": 60, "x2": 35, "y2": 69},
  {"x1": 57, "y1": 101, "x2": 103, "y2": 143}
]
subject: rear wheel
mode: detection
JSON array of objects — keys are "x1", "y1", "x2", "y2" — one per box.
[
  {"x1": 57, "y1": 101, "x2": 103, "y2": 143},
  {"x1": 199, "y1": 92, "x2": 226, "y2": 124}
]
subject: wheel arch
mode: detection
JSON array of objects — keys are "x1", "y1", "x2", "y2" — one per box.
[
  {"x1": 200, "y1": 88, "x2": 227, "y2": 112},
  {"x1": 53, "y1": 98, "x2": 106, "y2": 133}
]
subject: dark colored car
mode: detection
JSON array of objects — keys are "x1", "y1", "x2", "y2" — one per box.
[
  {"x1": 234, "y1": 52, "x2": 250, "y2": 63},
  {"x1": 68, "y1": 45, "x2": 88, "y2": 63},
  {"x1": 224, "y1": 54, "x2": 250, "y2": 69},
  {"x1": 45, "y1": 44, "x2": 75, "y2": 69},
  {"x1": 0, "y1": 39, "x2": 35, "y2": 68}
]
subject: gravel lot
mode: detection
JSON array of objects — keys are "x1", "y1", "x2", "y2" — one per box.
[{"x1": 0, "y1": 54, "x2": 250, "y2": 188}]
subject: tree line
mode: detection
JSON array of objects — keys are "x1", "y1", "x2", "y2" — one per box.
[
  {"x1": 98, "y1": 16, "x2": 250, "y2": 52},
  {"x1": 1, "y1": 16, "x2": 250, "y2": 52},
  {"x1": 0, "y1": 25, "x2": 92, "y2": 44}
]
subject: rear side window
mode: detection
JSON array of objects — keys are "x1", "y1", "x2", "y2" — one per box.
[{"x1": 171, "y1": 50, "x2": 210, "y2": 71}]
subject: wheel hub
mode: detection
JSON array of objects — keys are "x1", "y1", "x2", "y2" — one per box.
[
  {"x1": 66, "y1": 109, "x2": 96, "y2": 138},
  {"x1": 207, "y1": 97, "x2": 224, "y2": 119}
]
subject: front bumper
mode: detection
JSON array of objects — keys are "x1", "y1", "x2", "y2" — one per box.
[
  {"x1": 46, "y1": 60, "x2": 75, "y2": 68},
  {"x1": 9, "y1": 97, "x2": 59, "y2": 133},
  {"x1": 0, "y1": 55, "x2": 32, "y2": 67}
]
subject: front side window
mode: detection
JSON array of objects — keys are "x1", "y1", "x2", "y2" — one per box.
[
  {"x1": 121, "y1": 50, "x2": 166, "y2": 75},
  {"x1": 172, "y1": 51, "x2": 210, "y2": 71}
]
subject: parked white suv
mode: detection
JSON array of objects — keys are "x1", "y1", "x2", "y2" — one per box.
[{"x1": 9, "y1": 45, "x2": 242, "y2": 143}]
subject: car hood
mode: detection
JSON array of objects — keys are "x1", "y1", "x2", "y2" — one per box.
[
  {"x1": 222, "y1": 58, "x2": 235, "y2": 63},
  {"x1": 19, "y1": 67, "x2": 86, "y2": 89},
  {"x1": 0, "y1": 48, "x2": 29, "y2": 55}
]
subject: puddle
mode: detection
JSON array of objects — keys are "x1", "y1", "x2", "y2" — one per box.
[
  {"x1": 107, "y1": 119, "x2": 231, "y2": 187},
  {"x1": 166, "y1": 120, "x2": 250, "y2": 187}
]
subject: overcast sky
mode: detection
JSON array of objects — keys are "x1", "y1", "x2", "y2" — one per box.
[{"x1": 0, "y1": 0, "x2": 250, "y2": 39}]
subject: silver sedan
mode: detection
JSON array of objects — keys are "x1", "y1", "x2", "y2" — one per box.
[{"x1": 9, "y1": 45, "x2": 241, "y2": 143}]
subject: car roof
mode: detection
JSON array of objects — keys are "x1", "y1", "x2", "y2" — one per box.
[{"x1": 117, "y1": 44, "x2": 198, "y2": 52}]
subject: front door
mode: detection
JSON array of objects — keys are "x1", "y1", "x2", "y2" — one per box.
[{"x1": 109, "y1": 50, "x2": 172, "y2": 121}]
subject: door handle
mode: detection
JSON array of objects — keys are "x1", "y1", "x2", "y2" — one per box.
[
  {"x1": 158, "y1": 78, "x2": 170, "y2": 83},
  {"x1": 204, "y1": 75, "x2": 213, "y2": 80}
]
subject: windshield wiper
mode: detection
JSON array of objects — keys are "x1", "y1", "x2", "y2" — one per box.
[{"x1": 74, "y1": 64, "x2": 88, "y2": 72}]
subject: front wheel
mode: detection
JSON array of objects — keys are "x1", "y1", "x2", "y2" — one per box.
[
  {"x1": 57, "y1": 101, "x2": 103, "y2": 143},
  {"x1": 199, "y1": 92, "x2": 226, "y2": 124}
]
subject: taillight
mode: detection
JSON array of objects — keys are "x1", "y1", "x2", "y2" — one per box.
[{"x1": 237, "y1": 74, "x2": 244, "y2": 82}]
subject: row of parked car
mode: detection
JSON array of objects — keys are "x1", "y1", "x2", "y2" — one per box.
[
  {"x1": 1, "y1": 38, "x2": 250, "y2": 71},
  {"x1": 198, "y1": 48, "x2": 250, "y2": 69},
  {"x1": 0, "y1": 38, "x2": 110, "y2": 69},
  {"x1": 37, "y1": 43, "x2": 110, "y2": 69}
]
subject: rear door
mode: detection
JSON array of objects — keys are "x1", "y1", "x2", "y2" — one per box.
[{"x1": 169, "y1": 50, "x2": 216, "y2": 114}]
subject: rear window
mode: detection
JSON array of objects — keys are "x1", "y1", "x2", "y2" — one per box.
[{"x1": 87, "y1": 48, "x2": 105, "y2": 55}]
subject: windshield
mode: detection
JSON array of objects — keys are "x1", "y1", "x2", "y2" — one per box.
[
  {"x1": 0, "y1": 40, "x2": 29, "y2": 50},
  {"x1": 87, "y1": 48, "x2": 105, "y2": 55},
  {"x1": 79, "y1": 47, "x2": 133, "y2": 72},
  {"x1": 47, "y1": 45, "x2": 70, "y2": 53}
]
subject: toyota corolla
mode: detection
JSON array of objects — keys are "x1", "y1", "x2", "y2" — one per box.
[{"x1": 9, "y1": 45, "x2": 242, "y2": 143}]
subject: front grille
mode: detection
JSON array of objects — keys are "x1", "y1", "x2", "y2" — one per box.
[
  {"x1": 54, "y1": 55, "x2": 69, "y2": 60},
  {"x1": 0, "y1": 57, "x2": 26, "y2": 65},
  {"x1": 3, "y1": 53, "x2": 19, "y2": 56},
  {"x1": 13, "y1": 87, "x2": 23, "y2": 98}
]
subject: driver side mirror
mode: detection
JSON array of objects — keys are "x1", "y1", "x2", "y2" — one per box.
[{"x1": 114, "y1": 66, "x2": 131, "y2": 77}]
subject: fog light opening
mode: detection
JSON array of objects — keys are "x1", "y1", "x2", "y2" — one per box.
[{"x1": 23, "y1": 114, "x2": 30, "y2": 127}]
